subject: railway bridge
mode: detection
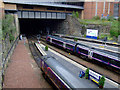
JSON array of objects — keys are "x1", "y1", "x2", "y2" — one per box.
[
  {"x1": 4, "y1": 1, "x2": 84, "y2": 19},
  {"x1": 2, "y1": 0, "x2": 84, "y2": 35}
]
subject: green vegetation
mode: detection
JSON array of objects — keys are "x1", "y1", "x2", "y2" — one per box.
[
  {"x1": 72, "y1": 11, "x2": 76, "y2": 18},
  {"x1": 110, "y1": 20, "x2": 119, "y2": 38},
  {"x1": 72, "y1": 11, "x2": 79, "y2": 18},
  {"x1": 78, "y1": 19, "x2": 110, "y2": 26},
  {"x1": 74, "y1": 37, "x2": 78, "y2": 42},
  {"x1": 99, "y1": 76, "x2": 105, "y2": 89},
  {"x1": 92, "y1": 16, "x2": 100, "y2": 20},
  {"x1": 45, "y1": 46, "x2": 48, "y2": 51},
  {"x1": 118, "y1": 17, "x2": 120, "y2": 21},
  {"x1": 99, "y1": 33, "x2": 113, "y2": 41},
  {"x1": 84, "y1": 34, "x2": 86, "y2": 38},
  {"x1": 85, "y1": 68, "x2": 89, "y2": 79},
  {"x1": 107, "y1": 16, "x2": 115, "y2": 21},
  {"x1": 77, "y1": 17, "x2": 119, "y2": 40},
  {"x1": 75, "y1": 11, "x2": 79, "y2": 18},
  {"x1": 2, "y1": 14, "x2": 16, "y2": 42}
]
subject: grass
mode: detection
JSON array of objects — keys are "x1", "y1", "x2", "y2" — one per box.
[
  {"x1": 100, "y1": 33, "x2": 113, "y2": 41},
  {"x1": 78, "y1": 19, "x2": 111, "y2": 26}
]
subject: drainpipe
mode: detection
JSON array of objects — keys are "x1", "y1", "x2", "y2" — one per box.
[
  {"x1": 95, "y1": 0, "x2": 98, "y2": 16},
  {"x1": 108, "y1": 2, "x2": 110, "y2": 15},
  {"x1": 103, "y1": 0, "x2": 106, "y2": 15}
]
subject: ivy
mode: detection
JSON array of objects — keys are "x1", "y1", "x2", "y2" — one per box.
[
  {"x1": 9, "y1": 33, "x2": 15, "y2": 43},
  {"x1": 2, "y1": 14, "x2": 16, "y2": 42}
]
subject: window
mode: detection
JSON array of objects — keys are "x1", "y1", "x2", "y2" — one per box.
[
  {"x1": 93, "y1": 53, "x2": 110, "y2": 63},
  {"x1": 110, "y1": 59, "x2": 120, "y2": 67},
  {"x1": 66, "y1": 44, "x2": 73, "y2": 49},
  {"x1": 48, "y1": 70, "x2": 52, "y2": 78},
  {"x1": 52, "y1": 39, "x2": 63, "y2": 46},
  {"x1": 57, "y1": 80, "x2": 62, "y2": 88},
  {"x1": 78, "y1": 48, "x2": 88, "y2": 55},
  {"x1": 102, "y1": 56, "x2": 109, "y2": 62},
  {"x1": 47, "y1": 38, "x2": 50, "y2": 41},
  {"x1": 114, "y1": 3, "x2": 119, "y2": 17},
  {"x1": 93, "y1": 53, "x2": 103, "y2": 60},
  {"x1": 44, "y1": 63, "x2": 47, "y2": 72}
]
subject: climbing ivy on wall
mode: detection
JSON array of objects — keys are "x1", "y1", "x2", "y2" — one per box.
[{"x1": 2, "y1": 14, "x2": 16, "y2": 42}]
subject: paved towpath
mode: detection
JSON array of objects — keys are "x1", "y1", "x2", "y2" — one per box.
[{"x1": 3, "y1": 40, "x2": 52, "y2": 88}]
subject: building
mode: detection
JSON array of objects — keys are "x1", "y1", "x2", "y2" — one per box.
[
  {"x1": 54, "y1": 0, "x2": 120, "y2": 19},
  {"x1": 83, "y1": 0, "x2": 120, "y2": 19}
]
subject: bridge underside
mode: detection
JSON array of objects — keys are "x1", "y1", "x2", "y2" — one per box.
[
  {"x1": 18, "y1": 10, "x2": 66, "y2": 19},
  {"x1": 19, "y1": 19, "x2": 64, "y2": 36}
]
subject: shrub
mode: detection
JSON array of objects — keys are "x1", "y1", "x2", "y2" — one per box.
[
  {"x1": 101, "y1": 18, "x2": 106, "y2": 21},
  {"x1": 118, "y1": 17, "x2": 120, "y2": 21},
  {"x1": 76, "y1": 11, "x2": 79, "y2": 18},
  {"x1": 74, "y1": 37, "x2": 78, "y2": 42},
  {"x1": 72, "y1": 11, "x2": 79, "y2": 18},
  {"x1": 45, "y1": 46, "x2": 48, "y2": 51},
  {"x1": 93, "y1": 16, "x2": 100, "y2": 20},
  {"x1": 72, "y1": 11, "x2": 76, "y2": 18},
  {"x1": 108, "y1": 16, "x2": 114, "y2": 21},
  {"x1": 9, "y1": 34, "x2": 15, "y2": 42},
  {"x1": 97, "y1": 36, "x2": 99, "y2": 40},
  {"x1": 99, "y1": 76, "x2": 105, "y2": 88},
  {"x1": 84, "y1": 34, "x2": 86, "y2": 38},
  {"x1": 85, "y1": 68, "x2": 89, "y2": 79},
  {"x1": 110, "y1": 28, "x2": 119, "y2": 38}
]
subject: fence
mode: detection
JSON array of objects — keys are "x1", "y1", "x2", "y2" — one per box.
[{"x1": 2, "y1": 36, "x2": 19, "y2": 87}]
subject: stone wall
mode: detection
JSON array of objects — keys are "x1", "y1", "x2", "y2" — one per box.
[
  {"x1": 0, "y1": 11, "x2": 20, "y2": 89},
  {"x1": 56, "y1": 15, "x2": 111, "y2": 37}
]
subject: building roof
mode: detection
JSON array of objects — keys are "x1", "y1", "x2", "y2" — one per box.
[{"x1": 3, "y1": 0, "x2": 84, "y2": 9}]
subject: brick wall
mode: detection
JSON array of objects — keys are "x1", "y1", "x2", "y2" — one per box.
[
  {"x1": 84, "y1": 2, "x2": 96, "y2": 19},
  {"x1": 83, "y1": 2, "x2": 119, "y2": 19}
]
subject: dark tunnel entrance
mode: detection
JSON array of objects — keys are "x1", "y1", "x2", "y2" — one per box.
[{"x1": 19, "y1": 19, "x2": 64, "y2": 37}]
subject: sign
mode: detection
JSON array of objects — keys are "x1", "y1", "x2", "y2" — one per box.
[{"x1": 86, "y1": 29, "x2": 98, "y2": 39}]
